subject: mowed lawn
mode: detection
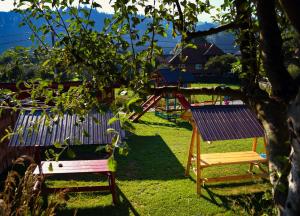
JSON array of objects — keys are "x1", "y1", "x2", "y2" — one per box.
[{"x1": 52, "y1": 112, "x2": 271, "y2": 216}]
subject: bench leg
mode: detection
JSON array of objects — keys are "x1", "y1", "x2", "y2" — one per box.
[
  {"x1": 249, "y1": 162, "x2": 254, "y2": 173},
  {"x1": 108, "y1": 172, "x2": 118, "y2": 204},
  {"x1": 196, "y1": 169, "x2": 202, "y2": 195},
  {"x1": 40, "y1": 180, "x2": 49, "y2": 208}
]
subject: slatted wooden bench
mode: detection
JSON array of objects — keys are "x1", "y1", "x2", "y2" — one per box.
[
  {"x1": 183, "y1": 105, "x2": 269, "y2": 195},
  {"x1": 189, "y1": 148, "x2": 268, "y2": 184},
  {"x1": 33, "y1": 159, "x2": 117, "y2": 204},
  {"x1": 199, "y1": 151, "x2": 267, "y2": 168}
]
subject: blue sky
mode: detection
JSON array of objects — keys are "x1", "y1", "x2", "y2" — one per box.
[{"x1": 0, "y1": 0, "x2": 222, "y2": 22}]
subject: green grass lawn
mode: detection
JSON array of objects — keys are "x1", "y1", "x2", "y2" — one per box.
[{"x1": 50, "y1": 112, "x2": 271, "y2": 216}]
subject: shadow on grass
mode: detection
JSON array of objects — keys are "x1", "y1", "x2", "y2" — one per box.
[
  {"x1": 44, "y1": 134, "x2": 186, "y2": 215},
  {"x1": 138, "y1": 119, "x2": 192, "y2": 131},
  {"x1": 205, "y1": 180, "x2": 269, "y2": 189},
  {"x1": 201, "y1": 184, "x2": 273, "y2": 215},
  {"x1": 56, "y1": 187, "x2": 140, "y2": 216},
  {"x1": 45, "y1": 134, "x2": 186, "y2": 182},
  {"x1": 117, "y1": 134, "x2": 186, "y2": 180}
]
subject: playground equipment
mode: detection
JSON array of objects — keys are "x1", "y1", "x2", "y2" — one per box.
[
  {"x1": 128, "y1": 93, "x2": 191, "y2": 122},
  {"x1": 183, "y1": 105, "x2": 268, "y2": 194},
  {"x1": 154, "y1": 93, "x2": 191, "y2": 120},
  {"x1": 129, "y1": 68, "x2": 195, "y2": 122},
  {"x1": 129, "y1": 95, "x2": 163, "y2": 122}
]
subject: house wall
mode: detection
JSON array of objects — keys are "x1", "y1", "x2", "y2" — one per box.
[{"x1": 171, "y1": 63, "x2": 221, "y2": 77}]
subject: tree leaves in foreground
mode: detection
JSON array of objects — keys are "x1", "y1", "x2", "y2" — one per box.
[{"x1": 2, "y1": 0, "x2": 300, "y2": 215}]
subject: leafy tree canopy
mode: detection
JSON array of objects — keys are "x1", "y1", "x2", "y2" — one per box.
[
  {"x1": 204, "y1": 54, "x2": 237, "y2": 75},
  {"x1": 1, "y1": 1, "x2": 300, "y2": 214}
]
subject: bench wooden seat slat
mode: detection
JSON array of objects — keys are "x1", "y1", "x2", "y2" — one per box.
[
  {"x1": 199, "y1": 151, "x2": 267, "y2": 167},
  {"x1": 33, "y1": 160, "x2": 110, "y2": 175},
  {"x1": 33, "y1": 159, "x2": 117, "y2": 204}
]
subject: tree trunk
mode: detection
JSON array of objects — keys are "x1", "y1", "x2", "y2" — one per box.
[
  {"x1": 280, "y1": 0, "x2": 300, "y2": 213},
  {"x1": 256, "y1": 0, "x2": 299, "y2": 214},
  {"x1": 256, "y1": 100, "x2": 291, "y2": 213},
  {"x1": 234, "y1": 0, "x2": 258, "y2": 91},
  {"x1": 286, "y1": 89, "x2": 300, "y2": 215},
  {"x1": 257, "y1": 0, "x2": 296, "y2": 101}
]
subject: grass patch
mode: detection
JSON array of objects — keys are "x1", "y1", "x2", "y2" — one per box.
[
  {"x1": 47, "y1": 112, "x2": 272, "y2": 216},
  {"x1": 190, "y1": 83, "x2": 241, "y2": 103}
]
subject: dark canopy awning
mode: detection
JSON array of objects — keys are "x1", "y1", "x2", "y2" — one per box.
[
  {"x1": 9, "y1": 109, "x2": 122, "y2": 147},
  {"x1": 191, "y1": 105, "x2": 264, "y2": 141}
]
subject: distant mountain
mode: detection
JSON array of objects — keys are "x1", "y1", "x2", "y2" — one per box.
[
  {"x1": 0, "y1": 11, "x2": 238, "y2": 54},
  {"x1": 0, "y1": 11, "x2": 32, "y2": 53}
]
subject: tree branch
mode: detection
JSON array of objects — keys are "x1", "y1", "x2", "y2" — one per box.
[
  {"x1": 22, "y1": 15, "x2": 48, "y2": 50},
  {"x1": 174, "y1": 0, "x2": 186, "y2": 32},
  {"x1": 55, "y1": 6, "x2": 72, "y2": 43},
  {"x1": 148, "y1": 0, "x2": 156, "y2": 63},
  {"x1": 185, "y1": 22, "x2": 237, "y2": 41},
  {"x1": 234, "y1": 0, "x2": 258, "y2": 90},
  {"x1": 279, "y1": 0, "x2": 300, "y2": 34},
  {"x1": 257, "y1": 0, "x2": 297, "y2": 102}
]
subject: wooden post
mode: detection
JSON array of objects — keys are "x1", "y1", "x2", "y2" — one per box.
[
  {"x1": 185, "y1": 124, "x2": 196, "y2": 176},
  {"x1": 196, "y1": 129, "x2": 202, "y2": 195},
  {"x1": 108, "y1": 172, "x2": 118, "y2": 204},
  {"x1": 249, "y1": 137, "x2": 258, "y2": 172},
  {"x1": 263, "y1": 136, "x2": 269, "y2": 160},
  {"x1": 252, "y1": 137, "x2": 258, "y2": 151}
]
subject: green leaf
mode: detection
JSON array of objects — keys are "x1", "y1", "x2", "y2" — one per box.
[
  {"x1": 48, "y1": 162, "x2": 53, "y2": 172},
  {"x1": 67, "y1": 148, "x2": 76, "y2": 159},
  {"x1": 104, "y1": 18, "x2": 110, "y2": 27},
  {"x1": 54, "y1": 141, "x2": 62, "y2": 148},
  {"x1": 126, "y1": 97, "x2": 141, "y2": 109},
  {"x1": 108, "y1": 117, "x2": 118, "y2": 125},
  {"x1": 108, "y1": 156, "x2": 117, "y2": 172},
  {"x1": 92, "y1": 2, "x2": 102, "y2": 8},
  {"x1": 83, "y1": 129, "x2": 90, "y2": 137},
  {"x1": 64, "y1": 137, "x2": 71, "y2": 145},
  {"x1": 42, "y1": 59, "x2": 51, "y2": 67},
  {"x1": 95, "y1": 145, "x2": 105, "y2": 152},
  {"x1": 119, "y1": 147, "x2": 128, "y2": 156},
  {"x1": 106, "y1": 128, "x2": 116, "y2": 134}
]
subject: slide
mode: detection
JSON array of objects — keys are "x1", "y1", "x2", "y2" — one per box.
[{"x1": 176, "y1": 93, "x2": 191, "y2": 110}]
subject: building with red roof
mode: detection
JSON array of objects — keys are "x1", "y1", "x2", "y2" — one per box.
[{"x1": 168, "y1": 38, "x2": 224, "y2": 78}]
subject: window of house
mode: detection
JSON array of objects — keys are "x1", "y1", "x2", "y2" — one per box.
[{"x1": 195, "y1": 64, "x2": 202, "y2": 70}]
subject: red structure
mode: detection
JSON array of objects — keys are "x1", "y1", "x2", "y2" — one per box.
[
  {"x1": 128, "y1": 68, "x2": 195, "y2": 122},
  {"x1": 128, "y1": 93, "x2": 192, "y2": 122},
  {"x1": 129, "y1": 95, "x2": 162, "y2": 122},
  {"x1": 33, "y1": 159, "x2": 117, "y2": 204},
  {"x1": 175, "y1": 93, "x2": 191, "y2": 110}
]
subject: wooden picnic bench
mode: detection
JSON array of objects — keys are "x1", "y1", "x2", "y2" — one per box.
[
  {"x1": 33, "y1": 159, "x2": 118, "y2": 204},
  {"x1": 182, "y1": 105, "x2": 269, "y2": 195}
]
